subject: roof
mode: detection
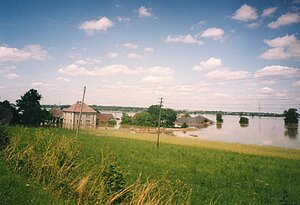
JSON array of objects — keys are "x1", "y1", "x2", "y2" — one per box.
[
  {"x1": 98, "y1": 113, "x2": 114, "y2": 123},
  {"x1": 63, "y1": 101, "x2": 97, "y2": 113},
  {"x1": 176, "y1": 115, "x2": 212, "y2": 124},
  {"x1": 49, "y1": 108, "x2": 63, "y2": 118}
]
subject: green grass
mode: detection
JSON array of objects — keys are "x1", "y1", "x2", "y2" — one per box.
[
  {"x1": 0, "y1": 159, "x2": 66, "y2": 205},
  {"x1": 2, "y1": 127, "x2": 300, "y2": 204},
  {"x1": 83, "y1": 129, "x2": 300, "y2": 204}
]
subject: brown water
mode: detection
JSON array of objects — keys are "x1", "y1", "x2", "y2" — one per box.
[{"x1": 173, "y1": 115, "x2": 300, "y2": 149}]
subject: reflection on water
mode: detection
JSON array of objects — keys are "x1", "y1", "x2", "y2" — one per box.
[
  {"x1": 284, "y1": 126, "x2": 298, "y2": 139},
  {"x1": 239, "y1": 123, "x2": 249, "y2": 128},
  {"x1": 173, "y1": 115, "x2": 300, "y2": 149}
]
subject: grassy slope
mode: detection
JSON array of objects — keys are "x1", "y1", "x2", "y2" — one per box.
[
  {"x1": 0, "y1": 159, "x2": 67, "y2": 205},
  {"x1": 82, "y1": 129, "x2": 300, "y2": 204}
]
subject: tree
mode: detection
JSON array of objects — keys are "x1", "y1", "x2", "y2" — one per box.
[
  {"x1": 161, "y1": 108, "x2": 177, "y2": 128},
  {"x1": 121, "y1": 113, "x2": 132, "y2": 125},
  {"x1": 216, "y1": 113, "x2": 223, "y2": 123},
  {"x1": 0, "y1": 100, "x2": 19, "y2": 124},
  {"x1": 133, "y1": 111, "x2": 156, "y2": 127},
  {"x1": 16, "y1": 89, "x2": 49, "y2": 126},
  {"x1": 283, "y1": 108, "x2": 299, "y2": 125},
  {"x1": 239, "y1": 116, "x2": 249, "y2": 124},
  {"x1": 181, "y1": 122, "x2": 188, "y2": 128}
]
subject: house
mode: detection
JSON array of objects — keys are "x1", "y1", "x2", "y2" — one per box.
[
  {"x1": 97, "y1": 113, "x2": 115, "y2": 126},
  {"x1": 62, "y1": 101, "x2": 97, "y2": 129},
  {"x1": 176, "y1": 115, "x2": 214, "y2": 128},
  {"x1": 49, "y1": 107, "x2": 63, "y2": 127}
]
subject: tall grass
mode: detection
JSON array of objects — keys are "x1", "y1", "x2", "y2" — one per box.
[{"x1": 1, "y1": 127, "x2": 191, "y2": 204}]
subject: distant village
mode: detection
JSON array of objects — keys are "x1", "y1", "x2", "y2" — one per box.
[{"x1": 48, "y1": 101, "x2": 214, "y2": 130}]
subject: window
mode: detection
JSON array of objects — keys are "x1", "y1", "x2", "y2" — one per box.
[{"x1": 86, "y1": 120, "x2": 90, "y2": 123}]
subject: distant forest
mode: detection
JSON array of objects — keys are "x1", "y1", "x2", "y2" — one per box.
[{"x1": 42, "y1": 104, "x2": 283, "y2": 117}]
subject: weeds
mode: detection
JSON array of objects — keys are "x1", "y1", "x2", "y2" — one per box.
[{"x1": 1, "y1": 127, "x2": 191, "y2": 204}]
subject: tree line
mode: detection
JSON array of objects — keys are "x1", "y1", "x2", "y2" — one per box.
[{"x1": 0, "y1": 89, "x2": 51, "y2": 126}]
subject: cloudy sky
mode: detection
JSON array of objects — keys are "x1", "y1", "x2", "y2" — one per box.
[{"x1": 1, "y1": 0, "x2": 300, "y2": 113}]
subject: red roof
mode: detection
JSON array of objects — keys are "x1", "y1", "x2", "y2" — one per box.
[
  {"x1": 49, "y1": 108, "x2": 63, "y2": 118},
  {"x1": 63, "y1": 101, "x2": 97, "y2": 113},
  {"x1": 97, "y1": 113, "x2": 114, "y2": 123}
]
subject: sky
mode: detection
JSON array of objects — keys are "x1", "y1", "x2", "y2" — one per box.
[{"x1": 0, "y1": 0, "x2": 300, "y2": 113}]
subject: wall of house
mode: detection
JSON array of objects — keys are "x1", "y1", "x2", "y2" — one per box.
[{"x1": 63, "y1": 112, "x2": 96, "y2": 129}]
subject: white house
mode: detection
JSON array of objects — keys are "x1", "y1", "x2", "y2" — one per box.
[{"x1": 62, "y1": 101, "x2": 97, "y2": 129}]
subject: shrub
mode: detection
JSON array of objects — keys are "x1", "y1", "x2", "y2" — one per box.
[
  {"x1": 0, "y1": 124, "x2": 9, "y2": 150},
  {"x1": 216, "y1": 113, "x2": 223, "y2": 123},
  {"x1": 181, "y1": 122, "x2": 189, "y2": 128},
  {"x1": 239, "y1": 116, "x2": 249, "y2": 124}
]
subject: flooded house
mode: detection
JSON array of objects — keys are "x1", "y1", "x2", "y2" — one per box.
[
  {"x1": 176, "y1": 115, "x2": 214, "y2": 128},
  {"x1": 62, "y1": 101, "x2": 97, "y2": 129},
  {"x1": 97, "y1": 113, "x2": 115, "y2": 127}
]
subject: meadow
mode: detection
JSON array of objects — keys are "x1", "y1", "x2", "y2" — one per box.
[{"x1": 1, "y1": 127, "x2": 300, "y2": 204}]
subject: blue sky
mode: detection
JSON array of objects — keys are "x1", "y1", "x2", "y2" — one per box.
[{"x1": 0, "y1": 0, "x2": 300, "y2": 113}]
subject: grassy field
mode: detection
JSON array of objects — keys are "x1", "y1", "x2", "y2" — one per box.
[
  {"x1": 1, "y1": 127, "x2": 300, "y2": 204},
  {"x1": 82, "y1": 129, "x2": 300, "y2": 204},
  {"x1": 0, "y1": 159, "x2": 66, "y2": 205}
]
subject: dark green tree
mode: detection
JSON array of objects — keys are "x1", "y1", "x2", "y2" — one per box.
[
  {"x1": 16, "y1": 89, "x2": 49, "y2": 126},
  {"x1": 161, "y1": 108, "x2": 177, "y2": 127},
  {"x1": 239, "y1": 116, "x2": 249, "y2": 124},
  {"x1": 283, "y1": 108, "x2": 299, "y2": 125},
  {"x1": 181, "y1": 122, "x2": 188, "y2": 128},
  {"x1": 133, "y1": 111, "x2": 156, "y2": 127},
  {"x1": 216, "y1": 113, "x2": 223, "y2": 123},
  {"x1": 121, "y1": 112, "x2": 132, "y2": 125},
  {"x1": 0, "y1": 100, "x2": 20, "y2": 124}
]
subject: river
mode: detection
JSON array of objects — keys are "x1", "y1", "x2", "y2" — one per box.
[{"x1": 173, "y1": 115, "x2": 300, "y2": 149}]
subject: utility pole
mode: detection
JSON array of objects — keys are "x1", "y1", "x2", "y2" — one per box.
[
  {"x1": 157, "y1": 97, "x2": 163, "y2": 148},
  {"x1": 76, "y1": 86, "x2": 86, "y2": 138}
]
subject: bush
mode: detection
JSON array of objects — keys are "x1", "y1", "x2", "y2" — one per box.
[
  {"x1": 0, "y1": 124, "x2": 9, "y2": 150},
  {"x1": 181, "y1": 122, "x2": 188, "y2": 128},
  {"x1": 239, "y1": 116, "x2": 249, "y2": 124},
  {"x1": 216, "y1": 113, "x2": 223, "y2": 123}
]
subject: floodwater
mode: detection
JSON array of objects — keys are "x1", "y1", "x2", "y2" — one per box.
[{"x1": 173, "y1": 115, "x2": 300, "y2": 149}]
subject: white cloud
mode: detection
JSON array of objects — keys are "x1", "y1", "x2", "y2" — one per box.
[
  {"x1": 79, "y1": 17, "x2": 114, "y2": 35},
  {"x1": 106, "y1": 52, "x2": 118, "y2": 58},
  {"x1": 205, "y1": 69, "x2": 251, "y2": 80},
  {"x1": 138, "y1": 6, "x2": 152, "y2": 17},
  {"x1": 140, "y1": 66, "x2": 174, "y2": 75},
  {"x1": 268, "y1": 13, "x2": 300, "y2": 29},
  {"x1": 193, "y1": 57, "x2": 222, "y2": 71},
  {"x1": 141, "y1": 75, "x2": 175, "y2": 84},
  {"x1": 254, "y1": 65, "x2": 300, "y2": 78},
  {"x1": 117, "y1": 16, "x2": 131, "y2": 26},
  {"x1": 292, "y1": 80, "x2": 300, "y2": 87},
  {"x1": 165, "y1": 34, "x2": 203, "y2": 45},
  {"x1": 190, "y1": 20, "x2": 206, "y2": 30},
  {"x1": 257, "y1": 87, "x2": 273, "y2": 94},
  {"x1": 56, "y1": 77, "x2": 71, "y2": 82},
  {"x1": 260, "y1": 34, "x2": 300, "y2": 60},
  {"x1": 232, "y1": 4, "x2": 258, "y2": 21},
  {"x1": 75, "y1": 58, "x2": 101, "y2": 65},
  {"x1": 0, "y1": 45, "x2": 47, "y2": 62},
  {"x1": 200, "y1": 27, "x2": 224, "y2": 40},
  {"x1": 248, "y1": 22, "x2": 260, "y2": 29},
  {"x1": 59, "y1": 63, "x2": 175, "y2": 77},
  {"x1": 31, "y1": 81, "x2": 44, "y2": 87},
  {"x1": 144, "y1": 47, "x2": 154, "y2": 53},
  {"x1": 128, "y1": 53, "x2": 143, "y2": 59},
  {"x1": 123, "y1": 43, "x2": 138, "y2": 49},
  {"x1": 262, "y1": 7, "x2": 278, "y2": 17},
  {"x1": 0, "y1": 65, "x2": 21, "y2": 80}
]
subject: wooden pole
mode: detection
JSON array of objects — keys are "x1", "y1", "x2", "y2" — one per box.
[
  {"x1": 76, "y1": 86, "x2": 86, "y2": 138},
  {"x1": 157, "y1": 97, "x2": 163, "y2": 148}
]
